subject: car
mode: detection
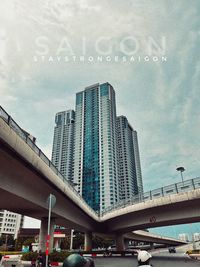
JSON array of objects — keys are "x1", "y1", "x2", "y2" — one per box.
[{"x1": 168, "y1": 247, "x2": 176, "y2": 253}]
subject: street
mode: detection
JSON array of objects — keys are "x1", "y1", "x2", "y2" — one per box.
[
  {"x1": 2, "y1": 254, "x2": 199, "y2": 267},
  {"x1": 93, "y1": 254, "x2": 199, "y2": 267}
]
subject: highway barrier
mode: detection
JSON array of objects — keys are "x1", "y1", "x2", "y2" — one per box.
[{"x1": 186, "y1": 250, "x2": 200, "y2": 261}]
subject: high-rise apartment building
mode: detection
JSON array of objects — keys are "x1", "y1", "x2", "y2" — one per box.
[
  {"x1": 132, "y1": 127, "x2": 143, "y2": 196},
  {"x1": 52, "y1": 110, "x2": 75, "y2": 181},
  {"x1": 73, "y1": 83, "x2": 119, "y2": 211},
  {"x1": 52, "y1": 82, "x2": 143, "y2": 211},
  {"x1": 0, "y1": 210, "x2": 24, "y2": 239},
  {"x1": 193, "y1": 233, "x2": 200, "y2": 241},
  {"x1": 117, "y1": 116, "x2": 143, "y2": 200},
  {"x1": 178, "y1": 233, "x2": 189, "y2": 242}
]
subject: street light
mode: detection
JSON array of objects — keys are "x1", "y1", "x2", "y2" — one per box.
[
  {"x1": 176, "y1": 166, "x2": 185, "y2": 183},
  {"x1": 70, "y1": 229, "x2": 74, "y2": 250},
  {"x1": 46, "y1": 194, "x2": 56, "y2": 267}
]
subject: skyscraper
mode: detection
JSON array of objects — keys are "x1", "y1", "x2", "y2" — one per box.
[
  {"x1": 117, "y1": 116, "x2": 143, "y2": 200},
  {"x1": 52, "y1": 110, "x2": 75, "y2": 181},
  {"x1": 73, "y1": 83, "x2": 119, "y2": 211},
  {"x1": 132, "y1": 129, "x2": 143, "y2": 196},
  {"x1": 52, "y1": 82, "x2": 143, "y2": 212}
]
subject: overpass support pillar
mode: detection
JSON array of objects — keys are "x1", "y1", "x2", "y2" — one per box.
[
  {"x1": 84, "y1": 232, "x2": 92, "y2": 251},
  {"x1": 150, "y1": 243, "x2": 154, "y2": 250},
  {"x1": 116, "y1": 234, "x2": 125, "y2": 251},
  {"x1": 124, "y1": 239, "x2": 129, "y2": 249},
  {"x1": 39, "y1": 217, "x2": 55, "y2": 252}
]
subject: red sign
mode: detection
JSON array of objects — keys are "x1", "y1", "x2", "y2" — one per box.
[
  {"x1": 54, "y1": 231, "x2": 62, "y2": 235},
  {"x1": 45, "y1": 248, "x2": 49, "y2": 256}
]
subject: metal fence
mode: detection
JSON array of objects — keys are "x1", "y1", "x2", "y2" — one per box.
[
  {"x1": 101, "y1": 176, "x2": 200, "y2": 215},
  {"x1": 0, "y1": 105, "x2": 199, "y2": 218}
]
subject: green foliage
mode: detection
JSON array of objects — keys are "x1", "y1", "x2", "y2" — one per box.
[
  {"x1": 21, "y1": 251, "x2": 71, "y2": 262},
  {"x1": 92, "y1": 235, "x2": 113, "y2": 249},
  {"x1": 21, "y1": 252, "x2": 38, "y2": 261},
  {"x1": 60, "y1": 237, "x2": 70, "y2": 250},
  {"x1": 15, "y1": 237, "x2": 35, "y2": 251},
  {"x1": 15, "y1": 237, "x2": 26, "y2": 251},
  {"x1": 0, "y1": 234, "x2": 15, "y2": 248},
  {"x1": 23, "y1": 238, "x2": 35, "y2": 246},
  {"x1": 49, "y1": 251, "x2": 70, "y2": 262},
  {"x1": 73, "y1": 233, "x2": 84, "y2": 249}
]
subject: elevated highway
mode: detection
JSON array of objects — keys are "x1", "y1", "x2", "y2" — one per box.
[
  {"x1": 0, "y1": 112, "x2": 99, "y2": 233},
  {"x1": 100, "y1": 188, "x2": 200, "y2": 233},
  {"x1": 1, "y1": 107, "x2": 199, "y2": 250},
  {"x1": 125, "y1": 230, "x2": 186, "y2": 246}
]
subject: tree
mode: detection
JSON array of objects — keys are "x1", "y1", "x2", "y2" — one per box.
[
  {"x1": 0, "y1": 234, "x2": 15, "y2": 250},
  {"x1": 92, "y1": 235, "x2": 113, "y2": 249},
  {"x1": 73, "y1": 232, "x2": 84, "y2": 249},
  {"x1": 60, "y1": 237, "x2": 70, "y2": 250},
  {"x1": 23, "y1": 238, "x2": 35, "y2": 246}
]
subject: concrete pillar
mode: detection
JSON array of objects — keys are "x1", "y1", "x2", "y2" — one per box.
[
  {"x1": 124, "y1": 239, "x2": 129, "y2": 250},
  {"x1": 54, "y1": 238, "x2": 61, "y2": 251},
  {"x1": 150, "y1": 243, "x2": 154, "y2": 250},
  {"x1": 116, "y1": 234, "x2": 125, "y2": 251},
  {"x1": 39, "y1": 217, "x2": 55, "y2": 252},
  {"x1": 84, "y1": 232, "x2": 92, "y2": 251}
]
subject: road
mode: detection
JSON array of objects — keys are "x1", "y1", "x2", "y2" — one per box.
[
  {"x1": 94, "y1": 254, "x2": 199, "y2": 267},
  {"x1": 2, "y1": 254, "x2": 199, "y2": 267}
]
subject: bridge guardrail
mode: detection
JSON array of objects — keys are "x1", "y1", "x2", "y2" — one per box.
[
  {"x1": 100, "y1": 176, "x2": 200, "y2": 215},
  {"x1": 0, "y1": 106, "x2": 98, "y2": 217},
  {"x1": 0, "y1": 105, "x2": 199, "y2": 217}
]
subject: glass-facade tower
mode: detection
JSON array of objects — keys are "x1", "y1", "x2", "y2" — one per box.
[
  {"x1": 51, "y1": 82, "x2": 143, "y2": 212},
  {"x1": 74, "y1": 83, "x2": 119, "y2": 211}
]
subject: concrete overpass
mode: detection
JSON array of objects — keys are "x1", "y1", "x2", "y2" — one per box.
[
  {"x1": 100, "y1": 189, "x2": 200, "y2": 233},
  {"x1": 0, "y1": 111, "x2": 102, "y2": 250},
  {"x1": 125, "y1": 230, "x2": 186, "y2": 246},
  {"x1": 98, "y1": 230, "x2": 185, "y2": 250},
  {"x1": 0, "y1": 107, "x2": 198, "y2": 251}
]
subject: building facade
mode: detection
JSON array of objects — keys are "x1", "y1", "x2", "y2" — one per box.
[
  {"x1": 52, "y1": 82, "x2": 143, "y2": 212},
  {"x1": 178, "y1": 233, "x2": 189, "y2": 242},
  {"x1": 52, "y1": 110, "x2": 75, "y2": 181},
  {"x1": 73, "y1": 83, "x2": 119, "y2": 211},
  {"x1": 193, "y1": 233, "x2": 200, "y2": 242},
  {"x1": 116, "y1": 116, "x2": 143, "y2": 201},
  {"x1": 132, "y1": 128, "x2": 143, "y2": 196},
  {"x1": 0, "y1": 210, "x2": 23, "y2": 239}
]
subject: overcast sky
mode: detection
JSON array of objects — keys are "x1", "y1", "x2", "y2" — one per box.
[{"x1": 0, "y1": 0, "x2": 200, "y2": 238}]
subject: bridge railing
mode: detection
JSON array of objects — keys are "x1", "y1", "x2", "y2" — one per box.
[
  {"x1": 0, "y1": 106, "x2": 99, "y2": 217},
  {"x1": 100, "y1": 176, "x2": 200, "y2": 215},
  {"x1": 1, "y1": 106, "x2": 200, "y2": 218}
]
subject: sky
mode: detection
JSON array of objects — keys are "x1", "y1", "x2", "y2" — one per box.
[{"x1": 0, "y1": 0, "x2": 200, "y2": 239}]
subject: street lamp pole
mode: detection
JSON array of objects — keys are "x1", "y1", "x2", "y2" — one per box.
[
  {"x1": 46, "y1": 194, "x2": 56, "y2": 267},
  {"x1": 70, "y1": 229, "x2": 74, "y2": 250},
  {"x1": 176, "y1": 166, "x2": 185, "y2": 183}
]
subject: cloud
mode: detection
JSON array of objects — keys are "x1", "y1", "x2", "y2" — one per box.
[{"x1": 0, "y1": 0, "x2": 199, "y2": 193}]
